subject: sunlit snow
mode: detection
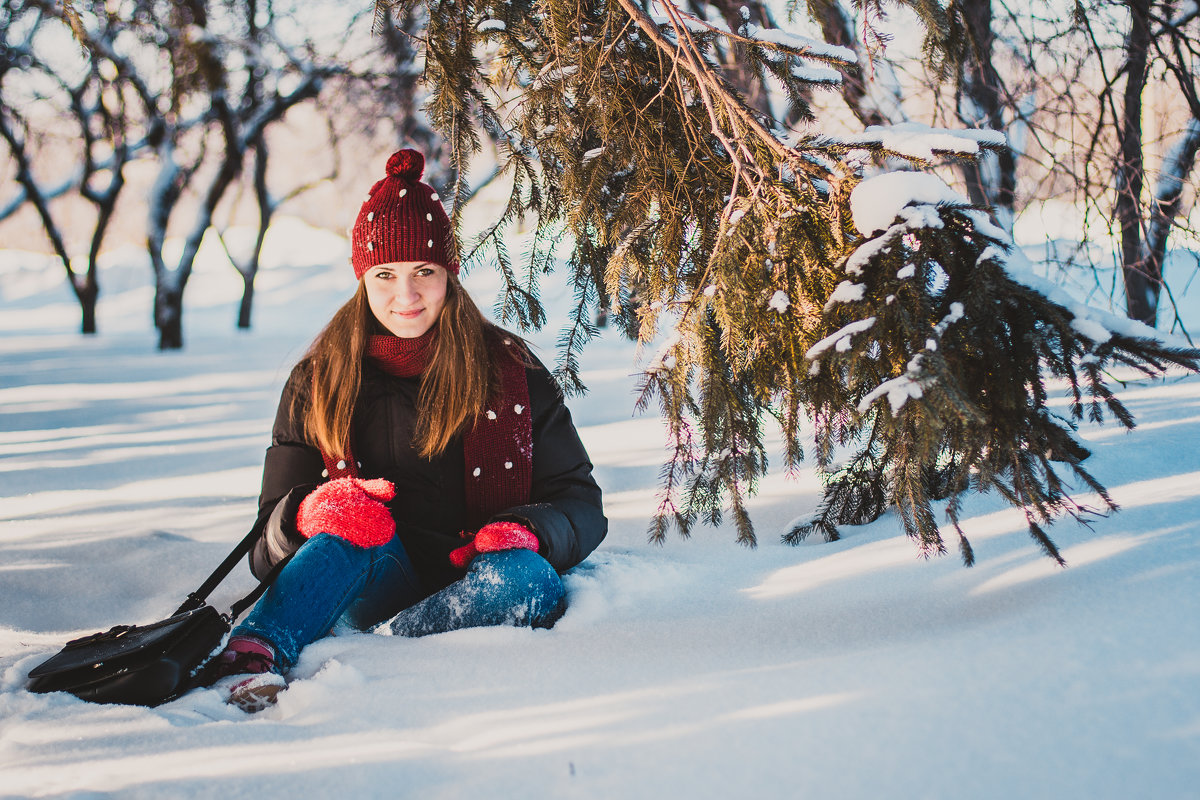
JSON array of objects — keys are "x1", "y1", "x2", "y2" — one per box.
[{"x1": 2, "y1": 210, "x2": 1199, "y2": 799}]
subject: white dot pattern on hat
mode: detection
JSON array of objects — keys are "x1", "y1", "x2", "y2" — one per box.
[
  {"x1": 351, "y1": 150, "x2": 458, "y2": 279},
  {"x1": 504, "y1": 461, "x2": 513, "y2": 470},
  {"x1": 514, "y1": 404, "x2": 524, "y2": 414},
  {"x1": 321, "y1": 469, "x2": 329, "y2": 478},
  {"x1": 473, "y1": 467, "x2": 481, "y2": 477},
  {"x1": 336, "y1": 459, "x2": 347, "y2": 470},
  {"x1": 486, "y1": 410, "x2": 497, "y2": 420}
]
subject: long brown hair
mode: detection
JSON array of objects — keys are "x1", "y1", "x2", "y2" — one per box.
[{"x1": 299, "y1": 272, "x2": 516, "y2": 461}]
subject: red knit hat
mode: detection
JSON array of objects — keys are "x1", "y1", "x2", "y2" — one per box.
[{"x1": 350, "y1": 149, "x2": 458, "y2": 279}]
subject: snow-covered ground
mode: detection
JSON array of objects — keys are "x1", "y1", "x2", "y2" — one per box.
[{"x1": 1, "y1": 219, "x2": 1199, "y2": 799}]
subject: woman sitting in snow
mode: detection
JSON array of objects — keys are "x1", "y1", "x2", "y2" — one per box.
[{"x1": 203, "y1": 149, "x2": 607, "y2": 710}]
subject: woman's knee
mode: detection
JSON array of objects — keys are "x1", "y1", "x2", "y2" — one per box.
[
  {"x1": 469, "y1": 548, "x2": 562, "y2": 591},
  {"x1": 298, "y1": 531, "x2": 368, "y2": 566},
  {"x1": 299, "y1": 532, "x2": 407, "y2": 571},
  {"x1": 468, "y1": 549, "x2": 566, "y2": 625}
]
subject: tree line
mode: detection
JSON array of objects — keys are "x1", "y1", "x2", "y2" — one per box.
[
  {"x1": 4, "y1": 2, "x2": 1197, "y2": 341},
  {"x1": 1, "y1": 0, "x2": 438, "y2": 347}
]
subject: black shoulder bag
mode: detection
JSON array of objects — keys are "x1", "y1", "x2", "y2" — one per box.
[{"x1": 25, "y1": 528, "x2": 292, "y2": 707}]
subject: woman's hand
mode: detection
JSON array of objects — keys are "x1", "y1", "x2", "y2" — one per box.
[
  {"x1": 296, "y1": 477, "x2": 396, "y2": 548},
  {"x1": 449, "y1": 521, "x2": 539, "y2": 568}
]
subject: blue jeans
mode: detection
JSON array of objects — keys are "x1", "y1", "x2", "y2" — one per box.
[{"x1": 233, "y1": 533, "x2": 567, "y2": 669}]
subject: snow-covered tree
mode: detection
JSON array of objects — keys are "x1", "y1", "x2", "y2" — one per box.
[
  {"x1": 132, "y1": 0, "x2": 331, "y2": 349},
  {"x1": 378, "y1": 0, "x2": 1200, "y2": 563},
  {"x1": 1109, "y1": 0, "x2": 1200, "y2": 326},
  {"x1": 6, "y1": 1, "x2": 435, "y2": 346},
  {"x1": 2, "y1": 0, "x2": 333, "y2": 346},
  {"x1": 912, "y1": 1, "x2": 1200, "y2": 328},
  {"x1": 0, "y1": 0, "x2": 139, "y2": 335},
  {"x1": 792, "y1": 3, "x2": 1200, "y2": 330}
]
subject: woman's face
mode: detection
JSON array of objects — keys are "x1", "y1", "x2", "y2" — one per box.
[{"x1": 363, "y1": 261, "x2": 449, "y2": 338}]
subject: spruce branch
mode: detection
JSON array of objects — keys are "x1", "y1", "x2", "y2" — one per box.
[{"x1": 377, "y1": 0, "x2": 1200, "y2": 565}]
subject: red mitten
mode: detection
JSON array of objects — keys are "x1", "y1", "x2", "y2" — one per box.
[
  {"x1": 448, "y1": 521, "x2": 539, "y2": 568},
  {"x1": 296, "y1": 477, "x2": 396, "y2": 548}
]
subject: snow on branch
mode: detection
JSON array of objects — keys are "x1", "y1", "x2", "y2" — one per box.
[
  {"x1": 742, "y1": 24, "x2": 857, "y2": 65},
  {"x1": 841, "y1": 123, "x2": 1006, "y2": 163},
  {"x1": 846, "y1": 167, "x2": 1184, "y2": 351},
  {"x1": 995, "y1": 246, "x2": 1176, "y2": 347},
  {"x1": 849, "y1": 172, "x2": 965, "y2": 236},
  {"x1": 789, "y1": 64, "x2": 843, "y2": 86},
  {"x1": 533, "y1": 63, "x2": 579, "y2": 90},
  {"x1": 854, "y1": 299, "x2": 964, "y2": 412},
  {"x1": 856, "y1": 303, "x2": 964, "y2": 415},
  {"x1": 805, "y1": 317, "x2": 877, "y2": 359},
  {"x1": 647, "y1": 8, "x2": 856, "y2": 66},
  {"x1": 823, "y1": 280, "x2": 866, "y2": 310},
  {"x1": 857, "y1": 369, "x2": 925, "y2": 415}
]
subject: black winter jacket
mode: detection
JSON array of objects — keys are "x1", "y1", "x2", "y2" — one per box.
[{"x1": 247, "y1": 355, "x2": 607, "y2": 592}]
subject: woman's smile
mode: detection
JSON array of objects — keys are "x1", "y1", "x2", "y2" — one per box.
[{"x1": 364, "y1": 262, "x2": 448, "y2": 338}]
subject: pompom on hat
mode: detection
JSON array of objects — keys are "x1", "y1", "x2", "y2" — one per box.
[{"x1": 350, "y1": 149, "x2": 458, "y2": 279}]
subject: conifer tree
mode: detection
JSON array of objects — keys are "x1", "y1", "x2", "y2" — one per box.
[{"x1": 374, "y1": 0, "x2": 1200, "y2": 563}]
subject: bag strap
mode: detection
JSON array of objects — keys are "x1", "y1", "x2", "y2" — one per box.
[{"x1": 171, "y1": 524, "x2": 293, "y2": 619}]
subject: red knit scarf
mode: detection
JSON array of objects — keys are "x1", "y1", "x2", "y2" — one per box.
[{"x1": 318, "y1": 329, "x2": 533, "y2": 528}]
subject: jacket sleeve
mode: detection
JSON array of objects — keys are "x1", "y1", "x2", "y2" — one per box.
[
  {"x1": 489, "y1": 360, "x2": 607, "y2": 572},
  {"x1": 247, "y1": 364, "x2": 325, "y2": 579}
]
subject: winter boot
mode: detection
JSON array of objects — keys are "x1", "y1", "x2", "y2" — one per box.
[{"x1": 209, "y1": 635, "x2": 287, "y2": 712}]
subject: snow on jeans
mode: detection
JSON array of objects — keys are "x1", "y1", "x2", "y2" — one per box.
[{"x1": 233, "y1": 532, "x2": 567, "y2": 669}]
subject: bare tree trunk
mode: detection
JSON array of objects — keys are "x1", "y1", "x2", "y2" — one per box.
[
  {"x1": 148, "y1": 67, "x2": 320, "y2": 348},
  {"x1": 810, "y1": 0, "x2": 890, "y2": 128},
  {"x1": 237, "y1": 273, "x2": 255, "y2": 330},
  {"x1": 1145, "y1": 117, "x2": 1200, "y2": 319},
  {"x1": 148, "y1": 146, "x2": 191, "y2": 351},
  {"x1": 79, "y1": 143, "x2": 127, "y2": 337},
  {"x1": 76, "y1": 278, "x2": 98, "y2": 334},
  {"x1": 155, "y1": 285, "x2": 184, "y2": 350},
  {"x1": 1118, "y1": 0, "x2": 1154, "y2": 324},
  {"x1": 236, "y1": 137, "x2": 271, "y2": 330},
  {"x1": 146, "y1": 140, "x2": 192, "y2": 350},
  {"x1": 955, "y1": 0, "x2": 1017, "y2": 230},
  {"x1": 0, "y1": 107, "x2": 100, "y2": 334}
]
